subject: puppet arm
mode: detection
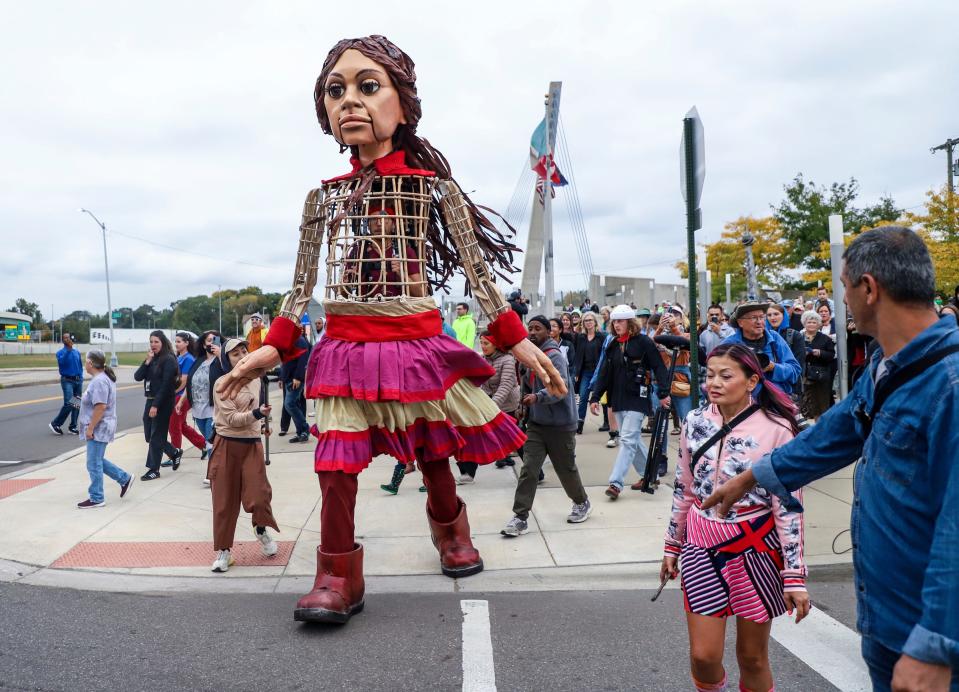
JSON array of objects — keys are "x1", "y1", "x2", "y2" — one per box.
[
  {"x1": 437, "y1": 180, "x2": 565, "y2": 397},
  {"x1": 219, "y1": 188, "x2": 325, "y2": 399}
]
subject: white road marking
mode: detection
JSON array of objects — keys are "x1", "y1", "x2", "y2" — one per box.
[
  {"x1": 461, "y1": 599, "x2": 497, "y2": 692},
  {"x1": 771, "y1": 607, "x2": 870, "y2": 692},
  {"x1": 0, "y1": 460, "x2": 22, "y2": 465}
]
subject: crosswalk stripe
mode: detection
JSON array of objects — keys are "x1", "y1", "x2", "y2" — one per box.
[
  {"x1": 770, "y1": 607, "x2": 870, "y2": 691},
  {"x1": 461, "y1": 599, "x2": 497, "y2": 692}
]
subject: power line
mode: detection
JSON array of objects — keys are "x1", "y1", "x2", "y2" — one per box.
[{"x1": 105, "y1": 227, "x2": 286, "y2": 270}]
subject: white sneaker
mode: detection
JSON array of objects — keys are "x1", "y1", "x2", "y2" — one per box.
[
  {"x1": 500, "y1": 515, "x2": 529, "y2": 538},
  {"x1": 456, "y1": 474, "x2": 475, "y2": 485},
  {"x1": 202, "y1": 478, "x2": 211, "y2": 487},
  {"x1": 211, "y1": 549, "x2": 234, "y2": 573},
  {"x1": 606, "y1": 435, "x2": 619, "y2": 448},
  {"x1": 256, "y1": 529, "x2": 278, "y2": 557}
]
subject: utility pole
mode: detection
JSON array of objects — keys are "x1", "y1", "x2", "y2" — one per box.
[
  {"x1": 218, "y1": 284, "x2": 223, "y2": 335},
  {"x1": 79, "y1": 208, "x2": 118, "y2": 367},
  {"x1": 742, "y1": 232, "x2": 759, "y2": 301},
  {"x1": 930, "y1": 137, "x2": 958, "y2": 234}
]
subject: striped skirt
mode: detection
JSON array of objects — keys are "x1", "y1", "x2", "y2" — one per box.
[
  {"x1": 304, "y1": 298, "x2": 526, "y2": 474},
  {"x1": 680, "y1": 510, "x2": 787, "y2": 623}
]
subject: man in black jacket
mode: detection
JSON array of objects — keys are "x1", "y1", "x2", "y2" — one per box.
[{"x1": 281, "y1": 331, "x2": 312, "y2": 442}]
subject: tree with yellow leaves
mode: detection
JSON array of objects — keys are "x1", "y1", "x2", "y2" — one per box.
[
  {"x1": 905, "y1": 186, "x2": 959, "y2": 292},
  {"x1": 676, "y1": 216, "x2": 790, "y2": 303}
]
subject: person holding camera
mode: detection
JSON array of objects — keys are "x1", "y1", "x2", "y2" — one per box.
[
  {"x1": 799, "y1": 311, "x2": 835, "y2": 420},
  {"x1": 655, "y1": 306, "x2": 693, "y2": 435},
  {"x1": 699, "y1": 304, "x2": 734, "y2": 357},
  {"x1": 722, "y1": 302, "x2": 802, "y2": 397},
  {"x1": 209, "y1": 338, "x2": 280, "y2": 573},
  {"x1": 507, "y1": 289, "x2": 528, "y2": 323},
  {"x1": 179, "y1": 330, "x2": 222, "y2": 470},
  {"x1": 589, "y1": 305, "x2": 671, "y2": 499}
]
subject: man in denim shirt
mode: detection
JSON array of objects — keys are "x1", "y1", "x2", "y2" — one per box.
[
  {"x1": 48, "y1": 333, "x2": 83, "y2": 435},
  {"x1": 705, "y1": 227, "x2": 959, "y2": 691}
]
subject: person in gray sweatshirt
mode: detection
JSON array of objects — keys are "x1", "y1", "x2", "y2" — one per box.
[{"x1": 501, "y1": 315, "x2": 591, "y2": 537}]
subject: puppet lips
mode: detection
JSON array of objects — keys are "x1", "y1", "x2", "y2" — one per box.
[{"x1": 339, "y1": 115, "x2": 371, "y2": 126}]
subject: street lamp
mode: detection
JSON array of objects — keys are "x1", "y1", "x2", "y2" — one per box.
[{"x1": 79, "y1": 208, "x2": 118, "y2": 367}]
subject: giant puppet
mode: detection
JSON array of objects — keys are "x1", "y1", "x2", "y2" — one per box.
[{"x1": 216, "y1": 35, "x2": 564, "y2": 624}]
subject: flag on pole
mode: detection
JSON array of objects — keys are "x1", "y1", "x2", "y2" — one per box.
[{"x1": 529, "y1": 118, "x2": 568, "y2": 186}]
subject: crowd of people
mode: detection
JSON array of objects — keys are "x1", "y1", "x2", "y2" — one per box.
[{"x1": 45, "y1": 227, "x2": 959, "y2": 690}]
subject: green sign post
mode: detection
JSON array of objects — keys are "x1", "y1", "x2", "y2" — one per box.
[{"x1": 680, "y1": 107, "x2": 705, "y2": 407}]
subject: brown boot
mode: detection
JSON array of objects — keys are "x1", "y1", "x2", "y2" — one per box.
[
  {"x1": 293, "y1": 543, "x2": 365, "y2": 624},
  {"x1": 427, "y1": 498, "x2": 484, "y2": 578}
]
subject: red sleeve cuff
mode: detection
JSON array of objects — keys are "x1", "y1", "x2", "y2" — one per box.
[
  {"x1": 263, "y1": 316, "x2": 306, "y2": 363},
  {"x1": 488, "y1": 310, "x2": 528, "y2": 350}
]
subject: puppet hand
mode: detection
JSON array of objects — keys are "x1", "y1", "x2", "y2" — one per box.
[
  {"x1": 216, "y1": 346, "x2": 281, "y2": 400},
  {"x1": 510, "y1": 339, "x2": 567, "y2": 398}
]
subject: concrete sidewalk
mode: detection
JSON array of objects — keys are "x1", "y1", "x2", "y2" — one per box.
[{"x1": 0, "y1": 389, "x2": 853, "y2": 594}]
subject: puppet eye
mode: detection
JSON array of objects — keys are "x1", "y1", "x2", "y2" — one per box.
[
  {"x1": 360, "y1": 80, "x2": 380, "y2": 96},
  {"x1": 326, "y1": 83, "x2": 345, "y2": 99}
]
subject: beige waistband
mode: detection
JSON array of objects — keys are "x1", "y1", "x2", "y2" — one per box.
[{"x1": 322, "y1": 297, "x2": 439, "y2": 317}]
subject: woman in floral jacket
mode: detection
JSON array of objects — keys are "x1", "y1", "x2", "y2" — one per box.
[{"x1": 661, "y1": 343, "x2": 809, "y2": 692}]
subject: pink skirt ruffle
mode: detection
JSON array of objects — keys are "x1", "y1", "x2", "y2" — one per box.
[
  {"x1": 309, "y1": 411, "x2": 525, "y2": 473},
  {"x1": 305, "y1": 333, "x2": 495, "y2": 403}
]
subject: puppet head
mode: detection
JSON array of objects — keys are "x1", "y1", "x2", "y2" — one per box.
[{"x1": 315, "y1": 36, "x2": 422, "y2": 156}]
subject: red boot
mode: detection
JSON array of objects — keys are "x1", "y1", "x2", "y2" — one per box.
[
  {"x1": 427, "y1": 498, "x2": 484, "y2": 578},
  {"x1": 293, "y1": 543, "x2": 365, "y2": 624}
]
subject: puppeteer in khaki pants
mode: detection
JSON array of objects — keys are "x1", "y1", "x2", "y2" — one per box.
[{"x1": 209, "y1": 338, "x2": 280, "y2": 573}]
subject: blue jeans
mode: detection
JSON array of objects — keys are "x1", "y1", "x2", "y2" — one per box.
[
  {"x1": 52, "y1": 376, "x2": 82, "y2": 428},
  {"x1": 672, "y1": 366, "x2": 692, "y2": 427},
  {"x1": 861, "y1": 636, "x2": 959, "y2": 692},
  {"x1": 194, "y1": 417, "x2": 214, "y2": 444},
  {"x1": 284, "y1": 385, "x2": 309, "y2": 436},
  {"x1": 608, "y1": 410, "x2": 648, "y2": 489},
  {"x1": 576, "y1": 369, "x2": 594, "y2": 422},
  {"x1": 86, "y1": 439, "x2": 131, "y2": 503}
]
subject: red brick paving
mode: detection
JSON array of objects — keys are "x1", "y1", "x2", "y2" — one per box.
[
  {"x1": 0, "y1": 478, "x2": 53, "y2": 500},
  {"x1": 50, "y1": 540, "x2": 295, "y2": 568}
]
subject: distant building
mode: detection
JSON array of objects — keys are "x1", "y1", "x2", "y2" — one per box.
[{"x1": 0, "y1": 312, "x2": 32, "y2": 341}]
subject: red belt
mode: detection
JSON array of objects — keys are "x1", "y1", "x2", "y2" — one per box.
[{"x1": 326, "y1": 309, "x2": 442, "y2": 342}]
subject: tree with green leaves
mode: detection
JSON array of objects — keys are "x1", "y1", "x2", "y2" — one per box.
[
  {"x1": 7, "y1": 298, "x2": 44, "y2": 326},
  {"x1": 772, "y1": 174, "x2": 900, "y2": 272}
]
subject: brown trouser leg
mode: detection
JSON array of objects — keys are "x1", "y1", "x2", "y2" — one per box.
[
  {"x1": 210, "y1": 439, "x2": 277, "y2": 551},
  {"x1": 240, "y1": 442, "x2": 278, "y2": 534},
  {"x1": 420, "y1": 459, "x2": 458, "y2": 522},
  {"x1": 319, "y1": 471, "x2": 358, "y2": 554}
]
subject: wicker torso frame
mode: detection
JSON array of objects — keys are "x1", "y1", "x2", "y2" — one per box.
[{"x1": 324, "y1": 175, "x2": 435, "y2": 302}]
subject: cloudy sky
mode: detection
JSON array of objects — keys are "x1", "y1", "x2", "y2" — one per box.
[{"x1": 2, "y1": 1, "x2": 956, "y2": 319}]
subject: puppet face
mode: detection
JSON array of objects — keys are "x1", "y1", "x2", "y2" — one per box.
[{"x1": 323, "y1": 49, "x2": 406, "y2": 149}]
